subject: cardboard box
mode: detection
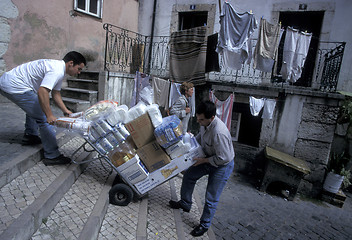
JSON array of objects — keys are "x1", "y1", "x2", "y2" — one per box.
[
  {"x1": 125, "y1": 113, "x2": 155, "y2": 148},
  {"x1": 137, "y1": 140, "x2": 171, "y2": 172},
  {"x1": 166, "y1": 140, "x2": 190, "y2": 159},
  {"x1": 134, "y1": 145, "x2": 203, "y2": 195},
  {"x1": 117, "y1": 155, "x2": 149, "y2": 185}
]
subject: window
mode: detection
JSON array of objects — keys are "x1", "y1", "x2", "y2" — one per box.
[{"x1": 74, "y1": 0, "x2": 103, "y2": 18}]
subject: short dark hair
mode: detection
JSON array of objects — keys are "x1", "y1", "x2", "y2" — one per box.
[
  {"x1": 196, "y1": 100, "x2": 216, "y2": 119},
  {"x1": 63, "y1": 51, "x2": 86, "y2": 66}
]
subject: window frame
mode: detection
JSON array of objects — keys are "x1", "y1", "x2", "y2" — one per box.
[{"x1": 74, "y1": 0, "x2": 103, "y2": 19}]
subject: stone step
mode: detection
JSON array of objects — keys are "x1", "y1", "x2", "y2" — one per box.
[
  {"x1": 61, "y1": 97, "x2": 92, "y2": 113},
  {"x1": 0, "y1": 132, "x2": 71, "y2": 189},
  {"x1": 77, "y1": 71, "x2": 100, "y2": 80},
  {"x1": 0, "y1": 133, "x2": 216, "y2": 239},
  {"x1": 31, "y1": 155, "x2": 113, "y2": 240},
  {"x1": 61, "y1": 87, "x2": 98, "y2": 105},
  {"x1": 0, "y1": 137, "x2": 90, "y2": 240},
  {"x1": 67, "y1": 78, "x2": 98, "y2": 91}
]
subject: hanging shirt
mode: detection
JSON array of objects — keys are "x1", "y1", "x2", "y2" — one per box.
[
  {"x1": 249, "y1": 96, "x2": 264, "y2": 116},
  {"x1": 130, "y1": 71, "x2": 150, "y2": 108},
  {"x1": 152, "y1": 77, "x2": 170, "y2": 109},
  {"x1": 281, "y1": 27, "x2": 312, "y2": 83},
  {"x1": 216, "y1": 2, "x2": 257, "y2": 70},
  {"x1": 209, "y1": 90, "x2": 234, "y2": 131},
  {"x1": 253, "y1": 18, "x2": 281, "y2": 72},
  {"x1": 262, "y1": 99, "x2": 277, "y2": 119}
]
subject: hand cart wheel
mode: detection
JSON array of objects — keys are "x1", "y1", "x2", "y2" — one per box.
[{"x1": 109, "y1": 183, "x2": 134, "y2": 206}]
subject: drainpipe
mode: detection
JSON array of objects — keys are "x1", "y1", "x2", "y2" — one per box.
[{"x1": 147, "y1": 0, "x2": 157, "y2": 74}]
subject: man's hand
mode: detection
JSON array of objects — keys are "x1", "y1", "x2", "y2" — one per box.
[
  {"x1": 185, "y1": 107, "x2": 191, "y2": 113},
  {"x1": 193, "y1": 157, "x2": 208, "y2": 166},
  {"x1": 47, "y1": 115, "x2": 57, "y2": 125},
  {"x1": 63, "y1": 110, "x2": 73, "y2": 117}
]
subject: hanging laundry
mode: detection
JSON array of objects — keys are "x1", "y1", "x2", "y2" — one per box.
[
  {"x1": 169, "y1": 82, "x2": 195, "y2": 116},
  {"x1": 262, "y1": 99, "x2": 276, "y2": 119},
  {"x1": 249, "y1": 96, "x2": 264, "y2": 116},
  {"x1": 130, "y1": 71, "x2": 151, "y2": 108},
  {"x1": 216, "y1": 2, "x2": 257, "y2": 70},
  {"x1": 209, "y1": 90, "x2": 234, "y2": 131},
  {"x1": 253, "y1": 18, "x2": 281, "y2": 72},
  {"x1": 205, "y1": 33, "x2": 220, "y2": 73},
  {"x1": 169, "y1": 26, "x2": 207, "y2": 86},
  {"x1": 152, "y1": 77, "x2": 170, "y2": 109},
  {"x1": 281, "y1": 27, "x2": 312, "y2": 83}
]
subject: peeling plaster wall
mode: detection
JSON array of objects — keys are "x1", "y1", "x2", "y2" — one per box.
[
  {"x1": 1, "y1": 0, "x2": 138, "y2": 72},
  {"x1": 0, "y1": 0, "x2": 18, "y2": 75}
]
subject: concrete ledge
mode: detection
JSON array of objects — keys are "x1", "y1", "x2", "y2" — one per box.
[
  {"x1": 0, "y1": 151, "x2": 90, "y2": 240},
  {"x1": 78, "y1": 172, "x2": 116, "y2": 240}
]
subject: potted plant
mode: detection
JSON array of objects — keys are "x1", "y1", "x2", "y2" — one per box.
[{"x1": 323, "y1": 152, "x2": 351, "y2": 193}]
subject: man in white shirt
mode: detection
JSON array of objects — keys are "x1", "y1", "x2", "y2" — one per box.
[{"x1": 0, "y1": 51, "x2": 86, "y2": 165}]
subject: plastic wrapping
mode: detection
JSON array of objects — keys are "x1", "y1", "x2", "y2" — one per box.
[
  {"x1": 106, "y1": 105, "x2": 128, "y2": 126},
  {"x1": 146, "y1": 104, "x2": 163, "y2": 128},
  {"x1": 54, "y1": 117, "x2": 91, "y2": 135},
  {"x1": 127, "y1": 101, "x2": 147, "y2": 122},
  {"x1": 84, "y1": 100, "x2": 118, "y2": 121},
  {"x1": 154, "y1": 115, "x2": 183, "y2": 148}
]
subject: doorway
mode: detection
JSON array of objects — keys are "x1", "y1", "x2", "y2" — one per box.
[{"x1": 178, "y1": 11, "x2": 208, "y2": 30}]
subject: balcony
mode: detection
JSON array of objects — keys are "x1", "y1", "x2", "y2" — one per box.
[{"x1": 103, "y1": 23, "x2": 345, "y2": 92}]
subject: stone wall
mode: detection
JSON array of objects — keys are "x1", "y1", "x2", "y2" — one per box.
[{"x1": 208, "y1": 83, "x2": 343, "y2": 197}]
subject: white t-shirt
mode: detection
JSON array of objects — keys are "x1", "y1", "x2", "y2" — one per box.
[{"x1": 0, "y1": 59, "x2": 66, "y2": 94}]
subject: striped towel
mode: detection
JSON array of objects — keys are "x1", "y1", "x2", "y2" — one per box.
[
  {"x1": 169, "y1": 26, "x2": 207, "y2": 86},
  {"x1": 209, "y1": 90, "x2": 234, "y2": 131}
]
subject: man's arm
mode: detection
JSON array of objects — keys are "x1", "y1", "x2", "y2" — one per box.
[
  {"x1": 52, "y1": 90, "x2": 72, "y2": 116},
  {"x1": 38, "y1": 86, "x2": 56, "y2": 124}
]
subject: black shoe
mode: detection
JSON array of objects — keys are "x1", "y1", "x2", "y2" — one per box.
[
  {"x1": 22, "y1": 134, "x2": 41, "y2": 145},
  {"x1": 43, "y1": 154, "x2": 71, "y2": 166},
  {"x1": 169, "y1": 200, "x2": 190, "y2": 212},
  {"x1": 190, "y1": 225, "x2": 208, "y2": 237}
]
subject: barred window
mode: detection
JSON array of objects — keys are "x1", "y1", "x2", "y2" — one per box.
[{"x1": 74, "y1": 0, "x2": 103, "y2": 18}]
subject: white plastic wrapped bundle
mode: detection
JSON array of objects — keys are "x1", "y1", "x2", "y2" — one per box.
[
  {"x1": 84, "y1": 100, "x2": 118, "y2": 121},
  {"x1": 154, "y1": 115, "x2": 183, "y2": 148},
  {"x1": 146, "y1": 104, "x2": 163, "y2": 128},
  {"x1": 126, "y1": 101, "x2": 147, "y2": 122},
  {"x1": 106, "y1": 105, "x2": 128, "y2": 126}
]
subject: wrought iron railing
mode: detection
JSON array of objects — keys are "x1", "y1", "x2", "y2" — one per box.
[
  {"x1": 103, "y1": 23, "x2": 345, "y2": 92},
  {"x1": 317, "y1": 42, "x2": 346, "y2": 92}
]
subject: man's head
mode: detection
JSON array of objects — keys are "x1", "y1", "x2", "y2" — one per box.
[
  {"x1": 196, "y1": 100, "x2": 216, "y2": 127},
  {"x1": 63, "y1": 51, "x2": 86, "y2": 76},
  {"x1": 180, "y1": 82, "x2": 194, "y2": 97}
]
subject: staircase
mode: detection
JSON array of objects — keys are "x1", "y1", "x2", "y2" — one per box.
[
  {"x1": 61, "y1": 71, "x2": 99, "y2": 113},
  {"x1": 0, "y1": 130, "x2": 214, "y2": 239}
]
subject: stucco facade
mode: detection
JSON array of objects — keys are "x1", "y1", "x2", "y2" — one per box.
[
  {"x1": 138, "y1": 0, "x2": 352, "y2": 92},
  {"x1": 0, "y1": 0, "x2": 139, "y2": 74},
  {"x1": 135, "y1": 0, "x2": 351, "y2": 197}
]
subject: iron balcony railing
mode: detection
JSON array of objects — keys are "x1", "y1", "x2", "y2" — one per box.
[{"x1": 103, "y1": 23, "x2": 345, "y2": 92}]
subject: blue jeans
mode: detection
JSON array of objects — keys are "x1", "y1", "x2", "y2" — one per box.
[
  {"x1": 180, "y1": 159, "x2": 234, "y2": 229},
  {"x1": 0, "y1": 89, "x2": 61, "y2": 158}
]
